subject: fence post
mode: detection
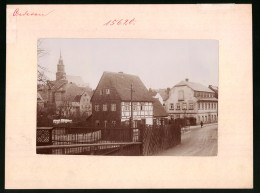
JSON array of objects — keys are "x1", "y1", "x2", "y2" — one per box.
[{"x1": 139, "y1": 126, "x2": 144, "y2": 156}]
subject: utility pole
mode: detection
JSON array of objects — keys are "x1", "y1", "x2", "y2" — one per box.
[{"x1": 130, "y1": 83, "x2": 133, "y2": 128}]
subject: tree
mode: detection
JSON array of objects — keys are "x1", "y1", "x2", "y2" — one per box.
[
  {"x1": 56, "y1": 95, "x2": 74, "y2": 120},
  {"x1": 37, "y1": 39, "x2": 50, "y2": 85}
]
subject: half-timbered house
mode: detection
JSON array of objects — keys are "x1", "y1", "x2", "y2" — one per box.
[{"x1": 91, "y1": 71, "x2": 154, "y2": 128}]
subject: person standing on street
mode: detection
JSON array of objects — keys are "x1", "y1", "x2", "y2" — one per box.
[{"x1": 201, "y1": 121, "x2": 203, "y2": 128}]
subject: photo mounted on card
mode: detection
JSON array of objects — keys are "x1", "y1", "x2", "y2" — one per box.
[
  {"x1": 36, "y1": 39, "x2": 218, "y2": 156},
  {"x1": 6, "y1": 4, "x2": 252, "y2": 189}
]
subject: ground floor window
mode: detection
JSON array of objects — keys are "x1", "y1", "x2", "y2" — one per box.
[{"x1": 112, "y1": 120, "x2": 116, "y2": 126}]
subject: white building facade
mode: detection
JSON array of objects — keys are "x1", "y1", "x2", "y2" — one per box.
[{"x1": 165, "y1": 79, "x2": 218, "y2": 125}]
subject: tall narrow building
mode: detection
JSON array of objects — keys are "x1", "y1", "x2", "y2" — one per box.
[{"x1": 56, "y1": 51, "x2": 66, "y2": 81}]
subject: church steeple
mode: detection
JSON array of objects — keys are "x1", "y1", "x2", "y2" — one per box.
[{"x1": 56, "y1": 51, "x2": 66, "y2": 81}]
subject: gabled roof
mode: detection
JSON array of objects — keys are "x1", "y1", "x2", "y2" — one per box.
[
  {"x1": 73, "y1": 95, "x2": 82, "y2": 102},
  {"x1": 52, "y1": 79, "x2": 68, "y2": 91},
  {"x1": 157, "y1": 89, "x2": 169, "y2": 101},
  {"x1": 153, "y1": 99, "x2": 168, "y2": 117},
  {"x1": 73, "y1": 91, "x2": 93, "y2": 102},
  {"x1": 175, "y1": 80, "x2": 214, "y2": 93},
  {"x1": 92, "y1": 71, "x2": 153, "y2": 102},
  {"x1": 209, "y1": 85, "x2": 218, "y2": 93},
  {"x1": 148, "y1": 89, "x2": 157, "y2": 97},
  {"x1": 64, "y1": 83, "x2": 92, "y2": 101}
]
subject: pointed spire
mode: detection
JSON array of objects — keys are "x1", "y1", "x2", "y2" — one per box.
[{"x1": 60, "y1": 49, "x2": 62, "y2": 59}]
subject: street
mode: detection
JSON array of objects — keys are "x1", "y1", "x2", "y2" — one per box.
[{"x1": 156, "y1": 123, "x2": 218, "y2": 156}]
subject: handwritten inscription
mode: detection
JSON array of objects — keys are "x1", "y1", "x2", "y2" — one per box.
[
  {"x1": 104, "y1": 18, "x2": 135, "y2": 26},
  {"x1": 13, "y1": 8, "x2": 54, "y2": 16}
]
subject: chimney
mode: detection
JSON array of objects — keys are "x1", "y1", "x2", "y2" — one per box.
[
  {"x1": 119, "y1": 72, "x2": 124, "y2": 74},
  {"x1": 185, "y1": 78, "x2": 189, "y2": 82}
]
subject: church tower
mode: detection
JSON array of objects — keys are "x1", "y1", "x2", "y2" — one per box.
[{"x1": 56, "y1": 51, "x2": 66, "y2": 81}]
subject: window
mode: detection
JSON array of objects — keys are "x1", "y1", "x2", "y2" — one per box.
[
  {"x1": 140, "y1": 102, "x2": 145, "y2": 111},
  {"x1": 133, "y1": 103, "x2": 137, "y2": 110},
  {"x1": 189, "y1": 103, "x2": 194, "y2": 110},
  {"x1": 205, "y1": 103, "x2": 207, "y2": 110},
  {"x1": 106, "y1": 89, "x2": 110, "y2": 94},
  {"x1": 103, "y1": 104, "x2": 107, "y2": 111},
  {"x1": 198, "y1": 103, "x2": 200, "y2": 110},
  {"x1": 182, "y1": 103, "x2": 187, "y2": 110},
  {"x1": 202, "y1": 103, "x2": 204, "y2": 110},
  {"x1": 95, "y1": 120, "x2": 100, "y2": 126},
  {"x1": 99, "y1": 90, "x2": 103, "y2": 95},
  {"x1": 214, "y1": 103, "x2": 216, "y2": 109},
  {"x1": 176, "y1": 103, "x2": 180, "y2": 110},
  {"x1": 211, "y1": 103, "x2": 213, "y2": 109},
  {"x1": 112, "y1": 121, "x2": 116, "y2": 126},
  {"x1": 125, "y1": 102, "x2": 130, "y2": 111},
  {"x1": 95, "y1": 104, "x2": 99, "y2": 111},
  {"x1": 111, "y1": 104, "x2": 116, "y2": 111},
  {"x1": 170, "y1": 103, "x2": 174, "y2": 110},
  {"x1": 104, "y1": 120, "x2": 108, "y2": 128},
  {"x1": 178, "y1": 90, "x2": 184, "y2": 101}
]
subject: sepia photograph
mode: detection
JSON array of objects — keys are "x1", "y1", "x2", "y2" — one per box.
[
  {"x1": 6, "y1": 4, "x2": 252, "y2": 189},
  {"x1": 37, "y1": 39, "x2": 218, "y2": 156}
]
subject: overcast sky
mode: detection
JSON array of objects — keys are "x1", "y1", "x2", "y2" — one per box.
[{"x1": 38, "y1": 39, "x2": 218, "y2": 89}]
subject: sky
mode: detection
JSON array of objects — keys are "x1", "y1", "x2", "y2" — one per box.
[{"x1": 38, "y1": 39, "x2": 218, "y2": 89}]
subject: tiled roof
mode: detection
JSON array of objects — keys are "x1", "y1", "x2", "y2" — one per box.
[
  {"x1": 209, "y1": 85, "x2": 218, "y2": 93},
  {"x1": 153, "y1": 99, "x2": 168, "y2": 117},
  {"x1": 158, "y1": 89, "x2": 169, "y2": 101},
  {"x1": 175, "y1": 80, "x2": 214, "y2": 93},
  {"x1": 64, "y1": 83, "x2": 92, "y2": 101},
  {"x1": 148, "y1": 89, "x2": 157, "y2": 97},
  {"x1": 73, "y1": 95, "x2": 81, "y2": 102},
  {"x1": 52, "y1": 79, "x2": 68, "y2": 91},
  {"x1": 72, "y1": 91, "x2": 93, "y2": 102},
  {"x1": 94, "y1": 72, "x2": 154, "y2": 102}
]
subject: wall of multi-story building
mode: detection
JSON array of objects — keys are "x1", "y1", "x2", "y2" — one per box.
[
  {"x1": 165, "y1": 85, "x2": 218, "y2": 125},
  {"x1": 196, "y1": 101, "x2": 218, "y2": 123},
  {"x1": 165, "y1": 86, "x2": 197, "y2": 119},
  {"x1": 79, "y1": 93, "x2": 92, "y2": 117},
  {"x1": 121, "y1": 101, "x2": 153, "y2": 126},
  {"x1": 91, "y1": 87, "x2": 122, "y2": 128}
]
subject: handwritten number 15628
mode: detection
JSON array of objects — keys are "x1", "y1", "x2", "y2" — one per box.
[{"x1": 104, "y1": 18, "x2": 135, "y2": 26}]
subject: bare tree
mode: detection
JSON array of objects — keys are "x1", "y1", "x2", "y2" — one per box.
[{"x1": 37, "y1": 39, "x2": 50, "y2": 85}]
